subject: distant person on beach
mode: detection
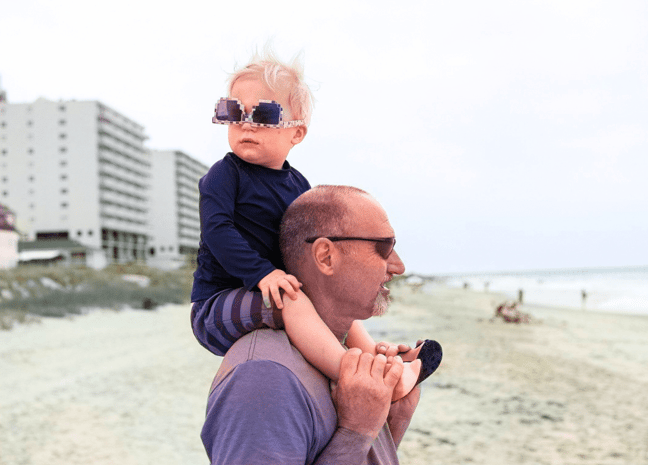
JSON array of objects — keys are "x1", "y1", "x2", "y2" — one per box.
[
  {"x1": 190, "y1": 50, "x2": 440, "y2": 412},
  {"x1": 493, "y1": 301, "x2": 530, "y2": 324},
  {"x1": 200, "y1": 185, "x2": 441, "y2": 463}
]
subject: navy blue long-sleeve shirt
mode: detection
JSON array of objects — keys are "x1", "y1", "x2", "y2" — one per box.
[{"x1": 191, "y1": 153, "x2": 310, "y2": 302}]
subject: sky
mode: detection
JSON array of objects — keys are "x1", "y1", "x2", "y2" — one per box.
[{"x1": 1, "y1": 0, "x2": 647, "y2": 275}]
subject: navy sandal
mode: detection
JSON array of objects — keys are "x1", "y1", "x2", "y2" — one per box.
[{"x1": 414, "y1": 339, "x2": 443, "y2": 385}]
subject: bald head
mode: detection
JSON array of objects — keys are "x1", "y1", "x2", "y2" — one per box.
[{"x1": 279, "y1": 185, "x2": 369, "y2": 276}]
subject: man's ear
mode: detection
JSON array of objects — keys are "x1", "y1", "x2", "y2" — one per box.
[
  {"x1": 291, "y1": 125, "x2": 307, "y2": 146},
  {"x1": 311, "y1": 238, "x2": 335, "y2": 276}
]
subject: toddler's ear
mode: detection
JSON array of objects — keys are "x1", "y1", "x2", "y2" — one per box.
[{"x1": 291, "y1": 125, "x2": 307, "y2": 146}]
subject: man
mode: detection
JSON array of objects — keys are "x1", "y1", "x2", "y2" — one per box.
[{"x1": 201, "y1": 185, "x2": 419, "y2": 464}]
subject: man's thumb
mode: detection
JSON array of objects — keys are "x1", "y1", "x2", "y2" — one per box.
[{"x1": 384, "y1": 356, "x2": 405, "y2": 388}]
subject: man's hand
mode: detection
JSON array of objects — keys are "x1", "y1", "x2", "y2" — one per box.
[
  {"x1": 257, "y1": 270, "x2": 301, "y2": 310},
  {"x1": 387, "y1": 385, "x2": 421, "y2": 446},
  {"x1": 376, "y1": 341, "x2": 411, "y2": 358},
  {"x1": 332, "y1": 348, "x2": 404, "y2": 439}
]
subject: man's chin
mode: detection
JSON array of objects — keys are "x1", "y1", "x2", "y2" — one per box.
[{"x1": 372, "y1": 294, "x2": 390, "y2": 317}]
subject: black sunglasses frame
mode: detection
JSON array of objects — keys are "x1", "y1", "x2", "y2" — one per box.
[{"x1": 305, "y1": 236, "x2": 396, "y2": 259}]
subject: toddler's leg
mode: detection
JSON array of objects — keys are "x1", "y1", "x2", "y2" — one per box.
[{"x1": 191, "y1": 288, "x2": 283, "y2": 356}]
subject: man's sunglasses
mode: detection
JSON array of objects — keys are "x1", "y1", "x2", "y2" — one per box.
[
  {"x1": 212, "y1": 98, "x2": 305, "y2": 128},
  {"x1": 305, "y1": 237, "x2": 396, "y2": 259}
]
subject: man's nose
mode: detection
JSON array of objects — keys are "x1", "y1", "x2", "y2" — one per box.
[{"x1": 387, "y1": 250, "x2": 405, "y2": 276}]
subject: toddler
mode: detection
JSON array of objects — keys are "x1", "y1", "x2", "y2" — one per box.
[{"x1": 190, "y1": 50, "x2": 441, "y2": 400}]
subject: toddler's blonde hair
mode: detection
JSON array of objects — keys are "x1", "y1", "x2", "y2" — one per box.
[{"x1": 228, "y1": 47, "x2": 314, "y2": 127}]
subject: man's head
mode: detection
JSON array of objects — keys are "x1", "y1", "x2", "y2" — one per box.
[
  {"x1": 280, "y1": 186, "x2": 406, "y2": 339},
  {"x1": 214, "y1": 49, "x2": 313, "y2": 170}
]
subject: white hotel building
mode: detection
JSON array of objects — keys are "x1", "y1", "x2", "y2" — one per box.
[
  {"x1": 0, "y1": 96, "x2": 207, "y2": 267},
  {"x1": 149, "y1": 150, "x2": 208, "y2": 269}
]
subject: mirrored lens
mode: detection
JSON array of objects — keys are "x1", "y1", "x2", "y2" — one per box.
[
  {"x1": 216, "y1": 99, "x2": 243, "y2": 122},
  {"x1": 252, "y1": 102, "x2": 282, "y2": 125}
]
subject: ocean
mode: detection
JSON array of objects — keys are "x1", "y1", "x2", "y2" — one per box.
[{"x1": 436, "y1": 266, "x2": 648, "y2": 316}]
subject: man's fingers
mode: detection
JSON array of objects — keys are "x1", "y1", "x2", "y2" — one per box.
[
  {"x1": 339, "y1": 348, "x2": 362, "y2": 376},
  {"x1": 383, "y1": 355, "x2": 404, "y2": 389},
  {"x1": 397, "y1": 344, "x2": 411, "y2": 354},
  {"x1": 357, "y1": 352, "x2": 374, "y2": 375},
  {"x1": 376, "y1": 342, "x2": 389, "y2": 355},
  {"x1": 384, "y1": 345, "x2": 400, "y2": 358},
  {"x1": 370, "y1": 354, "x2": 387, "y2": 379}
]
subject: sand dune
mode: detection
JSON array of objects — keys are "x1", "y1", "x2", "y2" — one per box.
[{"x1": 1, "y1": 286, "x2": 647, "y2": 464}]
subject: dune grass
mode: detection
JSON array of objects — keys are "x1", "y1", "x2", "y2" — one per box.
[{"x1": 0, "y1": 263, "x2": 194, "y2": 329}]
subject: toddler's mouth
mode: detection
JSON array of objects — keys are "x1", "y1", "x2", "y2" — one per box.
[{"x1": 240, "y1": 138, "x2": 259, "y2": 145}]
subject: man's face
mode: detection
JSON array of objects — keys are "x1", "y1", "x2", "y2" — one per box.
[
  {"x1": 227, "y1": 77, "x2": 305, "y2": 170},
  {"x1": 334, "y1": 195, "x2": 406, "y2": 321}
]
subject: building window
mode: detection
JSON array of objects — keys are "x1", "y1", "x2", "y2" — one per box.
[
  {"x1": 59, "y1": 119, "x2": 66, "y2": 126},
  {"x1": 61, "y1": 202, "x2": 68, "y2": 208},
  {"x1": 28, "y1": 148, "x2": 34, "y2": 154},
  {"x1": 60, "y1": 188, "x2": 68, "y2": 194},
  {"x1": 29, "y1": 176, "x2": 35, "y2": 182},
  {"x1": 88, "y1": 230, "x2": 93, "y2": 236},
  {"x1": 59, "y1": 105, "x2": 66, "y2": 111},
  {"x1": 59, "y1": 133, "x2": 67, "y2": 139},
  {"x1": 77, "y1": 230, "x2": 83, "y2": 236},
  {"x1": 2, "y1": 191, "x2": 7, "y2": 197},
  {"x1": 60, "y1": 160, "x2": 67, "y2": 167},
  {"x1": 27, "y1": 120, "x2": 33, "y2": 126},
  {"x1": 60, "y1": 174, "x2": 67, "y2": 180},
  {"x1": 59, "y1": 147, "x2": 67, "y2": 153},
  {"x1": 1, "y1": 149, "x2": 6, "y2": 155}
]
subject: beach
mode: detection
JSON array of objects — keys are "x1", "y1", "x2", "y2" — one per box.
[{"x1": 1, "y1": 285, "x2": 647, "y2": 464}]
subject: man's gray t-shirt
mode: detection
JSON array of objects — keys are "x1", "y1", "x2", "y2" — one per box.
[{"x1": 201, "y1": 329, "x2": 399, "y2": 464}]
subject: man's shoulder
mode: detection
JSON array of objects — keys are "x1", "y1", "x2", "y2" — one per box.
[
  {"x1": 213, "y1": 329, "x2": 326, "y2": 390},
  {"x1": 213, "y1": 329, "x2": 336, "y2": 416}
]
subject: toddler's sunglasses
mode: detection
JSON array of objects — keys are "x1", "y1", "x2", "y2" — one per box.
[
  {"x1": 305, "y1": 236, "x2": 396, "y2": 260},
  {"x1": 212, "y1": 98, "x2": 304, "y2": 128}
]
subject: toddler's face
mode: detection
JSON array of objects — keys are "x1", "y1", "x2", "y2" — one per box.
[{"x1": 228, "y1": 78, "x2": 305, "y2": 170}]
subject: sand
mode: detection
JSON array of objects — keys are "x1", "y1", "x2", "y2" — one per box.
[{"x1": 1, "y1": 286, "x2": 647, "y2": 464}]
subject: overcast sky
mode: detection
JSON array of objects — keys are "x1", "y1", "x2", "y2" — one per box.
[{"x1": 2, "y1": 0, "x2": 647, "y2": 275}]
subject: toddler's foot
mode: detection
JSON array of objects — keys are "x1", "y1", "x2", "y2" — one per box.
[{"x1": 391, "y1": 339, "x2": 443, "y2": 401}]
